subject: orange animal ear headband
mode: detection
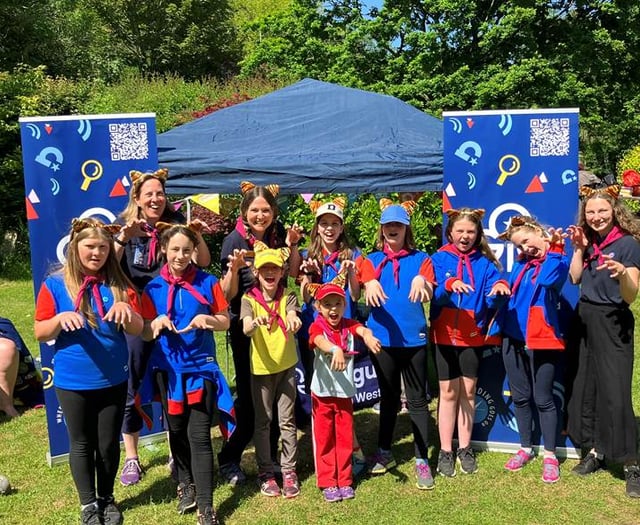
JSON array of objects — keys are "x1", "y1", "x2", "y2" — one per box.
[
  {"x1": 304, "y1": 267, "x2": 348, "y2": 299},
  {"x1": 240, "y1": 181, "x2": 280, "y2": 198},
  {"x1": 309, "y1": 196, "x2": 347, "y2": 214},
  {"x1": 130, "y1": 168, "x2": 169, "y2": 187},
  {"x1": 579, "y1": 184, "x2": 620, "y2": 200},
  {"x1": 445, "y1": 208, "x2": 485, "y2": 221},
  {"x1": 379, "y1": 198, "x2": 417, "y2": 215},
  {"x1": 496, "y1": 215, "x2": 541, "y2": 240},
  {"x1": 71, "y1": 218, "x2": 122, "y2": 236}
]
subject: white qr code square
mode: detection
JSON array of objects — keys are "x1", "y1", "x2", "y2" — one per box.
[
  {"x1": 109, "y1": 122, "x2": 149, "y2": 161},
  {"x1": 529, "y1": 118, "x2": 570, "y2": 157}
]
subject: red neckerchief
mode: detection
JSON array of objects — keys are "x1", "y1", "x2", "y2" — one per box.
[
  {"x1": 234, "y1": 216, "x2": 278, "y2": 249},
  {"x1": 315, "y1": 314, "x2": 348, "y2": 349},
  {"x1": 74, "y1": 274, "x2": 106, "y2": 318},
  {"x1": 511, "y1": 256, "x2": 543, "y2": 295},
  {"x1": 159, "y1": 264, "x2": 210, "y2": 320},
  {"x1": 440, "y1": 244, "x2": 477, "y2": 289},
  {"x1": 246, "y1": 284, "x2": 287, "y2": 335},
  {"x1": 140, "y1": 222, "x2": 160, "y2": 267},
  {"x1": 323, "y1": 249, "x2": 340, "y2": 274},
  {"x1": 375, "y1": 245, "x2": 410, "y2": 286},
  {"x1": 584, "y1": 225, "x2": 625, "y2": 268}
]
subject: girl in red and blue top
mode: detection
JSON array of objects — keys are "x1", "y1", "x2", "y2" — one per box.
[
  {"x1": 141, "y1": 224, "x2": 234, "y2": 525},
  {"x1": 358, "y1": 200, "x2": 435, "y2": 490},
  {"x1": 493, "y1": 215, "x2": 569, "y2": 484},
  {"x1": 430, "y1": 208, "x2": 510, "y2": 477},
  {"x1": 35, "y1": 218, "x2": 143, "y2": 525}
]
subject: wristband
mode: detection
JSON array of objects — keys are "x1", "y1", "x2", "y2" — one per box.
[
  {"x1": 329, "y1": 345, "x2": 340, "y2": 354},
  {"x1": 114, "y1": 236, "x2": 127, "y2": 247}
]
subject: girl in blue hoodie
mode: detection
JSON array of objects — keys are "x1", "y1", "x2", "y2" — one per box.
[
  {"x1": 494, "y1": 216, "x2": 569, "y2": 484},
  {"x1": 430, "y1": 208, "x2": 510, "y2": 477}
]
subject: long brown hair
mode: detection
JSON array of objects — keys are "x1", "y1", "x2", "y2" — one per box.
[
  {"x1": 306, "y1": 214, "x2": 354, "y2": 267},
  {"x1": 445, "y1": 208, "x2": 501, "y2": 270},
  {"x1": 578, "y1": 190, "x2": 640, "y2": 242},
  {"x1": 64, "y1": 218, "x2": 132, "y2": 328},
  {"x1": 239, "y1": 184, "x2": 280, "y2": 242}
]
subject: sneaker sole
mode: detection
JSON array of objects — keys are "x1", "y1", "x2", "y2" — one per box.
[
  {"x1": 178, "y1": 502, "x2": 197, "y2": 514},
  {"x1": 457, "y1": 458, "x2": 478, "y2": 474},
  {"x1": 370, "y1": 461, "x2": 397, "y2": 475},
  {"x1": 282, "y1": 491, "x2": 300, "y2": 499},
  {"x1": 436, "y1": 467, "x2": 456, "y2": 478},
  {"x1": 416, "y1": 481, "x2": 435, "y2": 490},
  {"x1": 542, "y1": 476, "x2": 560, "y2": 484}
]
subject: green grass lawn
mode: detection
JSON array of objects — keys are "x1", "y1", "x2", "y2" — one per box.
[{"x1": 1, "y1": 278, "x2": 639, "y2": 524}]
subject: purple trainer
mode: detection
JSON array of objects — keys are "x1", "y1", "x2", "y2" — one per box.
[
  {"x1": 339, "y1": 486, "x2": 355, "y2": 500},
  {"x1": 322, "y1": 486, "x2": 342, "y2": 503}
]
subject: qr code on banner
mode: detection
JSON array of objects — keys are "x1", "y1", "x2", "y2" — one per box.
[
  {"x1": 529, "y1": 118, "x2": 570, "y2": 157},
  {"x1": 109, "y1": 122, "x2": 149, "y2": 161}
]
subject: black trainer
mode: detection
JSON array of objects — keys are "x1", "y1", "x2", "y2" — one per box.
[
  {"x1": 571, "y1": 452, "x2": 602, "y2": 476},
  {"x1": 624, "y1": 465, "x2": 640, "y2": 498},
  {"x1": 176, "y1": 482, "x2": 197, "y2": 514},
  {"x1": 81, "y1": 504, "x2": 103, "y2": 525},
  {"x1": 98, "y1": 496, "x2": 123, "y2": 525},
  {"x1": 457, "y1": 446, "x2": 478, "y2": 474},
  {"x1": 437, "y1": 450, "x2": 456, "y2": 477},
  {"x1": 197, "y1": 506, "x2": 221, "y2": 525}
]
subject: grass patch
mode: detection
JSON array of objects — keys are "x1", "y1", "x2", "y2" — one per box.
[{"x1": 1, "y1": 280, "x2": 639, "y2": 524}]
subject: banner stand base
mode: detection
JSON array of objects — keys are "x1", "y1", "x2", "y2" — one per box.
[
  {"x1": 470, "y1": 439, "x2": 580, "y2": 460},
  {"x1": 46, "y1": 431, "x2": 167, "y2": 467}
]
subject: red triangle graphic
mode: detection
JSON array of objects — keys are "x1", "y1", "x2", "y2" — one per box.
[
  {"x1": 110, "y1": 179, "x2": 128, "y2": 197},
  {"x1": 442, "y1": 192, "x2": 452, "y2": 212},
  {"x1": 26, "y1": 198, "x2": 39, "y2": 220},
  {"x1": 525, "y1": 176, "x2": 544, "y2": 193}
]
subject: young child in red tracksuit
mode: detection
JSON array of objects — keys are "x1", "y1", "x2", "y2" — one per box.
[
  {"x1": 307, "y1": 283, "x2": 381, "y2": 502},
  {"x1": 430, "y1": 208, "x2": 510, "y2": 477},
  {"x1": 492, "y1": 215, "x2": 570, "y2": 484}
]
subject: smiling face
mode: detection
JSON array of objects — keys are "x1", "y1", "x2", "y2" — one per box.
[
  {"x1": 245, "y1": 196, "x2": 275, "y2": 240},
  {"x1": 317, "y1": 294, "x2": 346, "y2": 327},
  {"x1": 163, "y1": 232, "x2": 194, "y2": 276},
  {"x1": 509, "y1": 227, "x2": 548, "y2": 259},
  {"x1": 77, "y1": 234, "x2": 110, "y2": 276},
  {"x1": 316, "y1": 213, "x2": 344, "y2": 250},
  {"x1": 584, "y1": 196, "x2": 614, "y2": 236},
  {"x1": 449, "y1": 217, "x2": 478, "y2": 253},
  {"x1": 135, "y1": 178, "x2": 167, "y2": 224},
  {"x1": 381, "y1": 222, "x2": 407, "y2": 251},
  {"x1": 256, "y1": 262, "x2": 284, "y2": 295}
]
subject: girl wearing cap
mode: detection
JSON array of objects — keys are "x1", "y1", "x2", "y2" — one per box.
[
  {"x1": 307, "y1": 282, "x2": 381, "y2": 502},
  {"x1": 493, "y1": 216, "x2": 569, "y2": 484},
  {"x1": 297, "y1": 197, "x2": 368, "y2": 473},
  {"x1": 565, "y1": 186, "x2": 640, "y2": 497},
  {"x1": 357, "y1": 200, "x2": 436, "y2": 490},
  {"x1": 430, "y1": 208, "x2": 510, "y2": 477},
  {"x1": 217, "y1": 181, "x2": 302, "y2": 485},
  {"x1": 240, "y1": 243, "x2": 302, "y2": 498},
  {"x1": 114, "y1": 168, "x2": 211, "y2": 486},
  {"x1": 141, "y1": 224, "x2": 233, "y2": 525}
]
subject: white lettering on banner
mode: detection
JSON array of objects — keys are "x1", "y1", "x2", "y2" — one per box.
[
  {"x1": 354, "y1": 388, "x2": 380, "y2": 404},
  {"x1": 353, "y1": 362, "x2": 377, "y2": 389},
  {"x1": 484, "y1": 202, "x2": 532, "y2": 273},
  {"x1": 474, "y1": 387, "x2": 497, "y2": 428}
]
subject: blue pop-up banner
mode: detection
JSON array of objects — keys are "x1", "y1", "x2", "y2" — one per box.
[
  {"x1": 19, "y1": 113, "x2": 162, "y2": 464},
  {"x1": 442, "y1": 108, "x2": 580, "y2": 457}
]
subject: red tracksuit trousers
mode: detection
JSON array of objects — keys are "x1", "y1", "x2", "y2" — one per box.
[{"x1": 311, "y1": 393, "x2": 353, "y2": 488}]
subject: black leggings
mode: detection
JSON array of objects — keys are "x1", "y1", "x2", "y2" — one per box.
[
  {"x1": 56, "y1": 382, "x2": 127, "y2": 505},
  {"x1": 155, "y1": 372, "x2": 216, "y2": 511},
  {"x1": 371, "y1": 346, "x2": 430, "y2": 459}
]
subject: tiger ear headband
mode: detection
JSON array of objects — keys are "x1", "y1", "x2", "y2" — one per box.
[
  {"x1": 496, "y1": 215, "x2": 540, "y2": 241},
  {"x1": 309, "y1": 196, "x2": 347, "y2": 215},
  {"x1": 445, "y1": 208, "x2": 485, "y2": 221},
  {"x1": 304, "y1": 267, "x2": 348, "y2": 299},
  {"x1": 130, "y1": 168, "x2": 169, "y2": 187},
  {"x1": 579, "y1": 184, "x2": 620, "y2": 200},
  {"x1": 71, "y1": 218, "x2": 122, "y2": 237},
  {"x1": 240, "y1": 180, "x2": 280, "y2": 198},
  {"x1": 379, "y1": 198, "x2": 417, "y2": 215}
]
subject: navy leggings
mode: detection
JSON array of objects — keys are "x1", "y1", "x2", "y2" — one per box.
[
  {"x1": 56, "y1": 382, "x2": 127, "y2": 505},
  {"x1": 502, "y1": 339, "x2": 558, "y2": 452}
]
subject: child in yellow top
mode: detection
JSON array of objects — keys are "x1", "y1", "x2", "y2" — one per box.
[{"x1": 239, "y1": 243, "x2": 302, "y2": 498}]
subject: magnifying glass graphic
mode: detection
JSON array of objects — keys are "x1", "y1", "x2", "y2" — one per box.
[
  {"x1": 496, "y1": 154, "x2": 520, "y2": 186},
  {"x1": 80, "y1": 160, "x2": 103, "y2": 191}
]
